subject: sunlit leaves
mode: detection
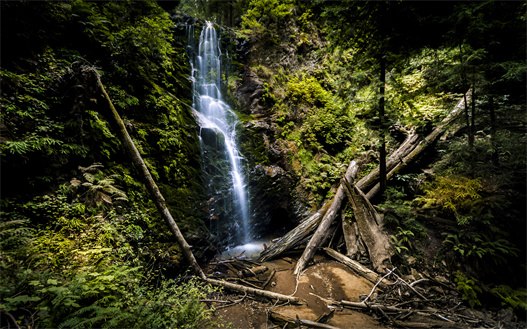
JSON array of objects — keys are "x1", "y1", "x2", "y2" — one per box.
[
  {"x1": 415, "y1": 175, "x2": 482, "y2": 224},
  {"x1": 240, "y1": 0, "x2": 293, "y2": 42}
]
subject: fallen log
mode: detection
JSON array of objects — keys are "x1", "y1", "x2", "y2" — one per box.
[
  {"x1": 355, "y1": 131, "x2": 420, "y2": 195},
  {"x1": 293, "y1": 161, "x2": 359, "y2": 275},
  {"x1": 263, "y1": 133, "x2": 420, "y2": 268},
  {"x1": 324, "y1": 248, "x2": 390, "y2": 289},
  {"x1": 269, "y1": 311, "x2": 344, "y2": 329},
  {"x1": 259, "y1": 200, "x2": 332, "y2": 262},
  {"x1": 342, "y1": 212, "x2": 368, "y2": 259},
  {"x1": 238, "y1": 265, "x2": 268, "y2": 278},
  {"x1": 334, "y1": 300, "x2": 402, "y2": 313},
  {"x1": 365, "y1": 92, "x2": 471, "y2": 200},
  {"x1": 342, "y1": 178, "x2": 392, "y2": 272},
  {"x1": 205, "y1": 278, "x2": 307, "y2": 305}
]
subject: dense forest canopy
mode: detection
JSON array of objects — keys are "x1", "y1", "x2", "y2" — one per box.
[{"x1": 1, "y1": 0, "x2": 525, "y2": 328}]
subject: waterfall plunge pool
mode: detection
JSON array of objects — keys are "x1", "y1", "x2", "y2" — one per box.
[{"x1": 218, "y1": 236, "x2": 280, "y2": 260}]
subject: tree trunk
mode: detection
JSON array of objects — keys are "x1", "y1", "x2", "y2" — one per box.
[
  {"x1": 379, "y1": 54, "x2": 387, "y2": 198},
  {"x1": 341, "y1": 207, "x2": 367, "y2": 259},
  {"x1": 258, "y1": 200, "x2": 331, "y2": 262},
  {"x1": 489, "y1": 95, "x2": 499, "y2": 166},
  {"x1": 324, "y1": 248, "x2": 390, "y2": 289},
  {"x1": 205, "y1": 278, "x2": 307, "y2": 305},
  {"x1": 293, "y1": 161, "x2": 359, "y2": 275},
  {"x1": 93, "y1": 69, "x2": 207, "y2": 280},
  {"x1": 469, "y1": 81, "x2": 476, "y2": 174},
  {"x1": 342, "y1": 178, "x2": 392, "y2": 272},
  {"x1": 364, "y1": 91, "x2": 471, "y2": 199}
]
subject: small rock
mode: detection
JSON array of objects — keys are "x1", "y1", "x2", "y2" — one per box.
[
  {"x1": 431, "y1": 286, "x2": 444, "y2": 295},
  {"x1": 435, "y1": 275, "x2": 449, "y2": 284},
  {"x1": 403, "y1": 275, "x2": 416, "y2": 281},
  {"x1": 405, "y1": 255, "x2": 417, "y2": 265},
  {"x1": 411, "y1": 268, "x2": 423, "y2": 280}
]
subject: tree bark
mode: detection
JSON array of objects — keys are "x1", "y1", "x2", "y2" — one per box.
[
  {"x1": 324, "y1": 248, "x2": 389, "y2": 289},
  {"x1": 258, "y1": 199, "x2": 331, "y2": 262},
  {"x1": 205, "y1": 278, "x2": 307, "y2": 305},
  {"x1": 379, "y1": 54, "x2": 387, "y2": 198},
  {"x1": 489, "y1": 95, "x2": 499, "y2": 166},
  {"x1": 342, "y1": 178, "x2": 392, "y2": 272},
  {"x1": 293, "y1": 161, "x2": 359, "y2": 275},
  {"x1": 364, "y1": 91, "x2": 471, "y2": 199},
  {"x1": 269, "y1": 311, "x2": 344, "y2": 329},
  {"x1": 93, "y1": 69, "x2": 206, "y2": 280},
  {"x1": 342, "y1": 206, "x2": 368, "y2": 259}
]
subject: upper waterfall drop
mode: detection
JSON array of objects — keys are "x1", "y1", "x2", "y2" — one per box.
[{"x1": 188, "y1": 21, "x2": 251, "y2": 245}]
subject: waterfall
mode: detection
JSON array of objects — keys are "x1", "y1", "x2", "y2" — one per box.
[{"x1": 188, "y1": 21, "x2": 251, "y2": 245}]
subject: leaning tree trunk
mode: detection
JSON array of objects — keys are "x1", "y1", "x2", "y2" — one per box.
[
  {"x1": 293, "y1": 161, "x2": 359, "y2": 275},
  {"x1": 324, "y1": 248, "x2": 390, "y2": 289},
  {"x1": 364, "y1": 91, "x2": 471, "y2": 200},
  {"x1": 92, "y1": 68, "x2": 207, "y2": 280},
  {"x1": 89, "y1": 67, "x2": 311, "y2": 305}
]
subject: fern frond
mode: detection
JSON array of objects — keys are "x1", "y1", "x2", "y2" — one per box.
[{"x1": 78, "y1": 163, "x2": 104, "y2": 173}]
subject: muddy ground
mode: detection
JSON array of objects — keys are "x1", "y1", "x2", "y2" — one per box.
[{"x1": 207, "y1": 253, "x2": 459, "y2": 329}]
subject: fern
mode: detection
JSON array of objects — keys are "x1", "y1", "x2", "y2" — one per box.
[
  {"x1": 0, "y1": 218, "x2": 34, "y2": 250},
  {"x1": 454, "y1": 271, "x2": 482, "y2": 308},
  {"x1": 4, "y1": 140, "x2": 31, "y2": 154},
  {"x1": 494, "y1": 285, "x2": 527, "y2": 312},
  {"x1": 76, "y1": 164, "x2": 128, "y2": 207}
]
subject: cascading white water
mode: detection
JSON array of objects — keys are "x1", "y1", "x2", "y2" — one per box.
[{"x1": 188, "y1": 21, "x2": 250, "y2": 244}]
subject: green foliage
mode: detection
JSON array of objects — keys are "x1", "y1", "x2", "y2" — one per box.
[
  {"x1": 378, "y1": 185, "x2": 426, "y2": 259},
  {"x1": 60, "y1": 278, "x2": 221, "y2": 329},
  {"x1": 76, "y1": 163, "x2": 128, "y2": 208},
  {"x1": 380, "y1": 186, "x2": 425, "y2": 235},
  {"x1": 415, "y1": 175, "x2": 483, "y2": 225},
  {"x1": 441, "y1": 231, "x2": 519, "y2": 265},
  {"x1": 454, "y1": 271, "x2": 482, "y2": 308},
  {"x1": 285, "y1": 75, "x2": 333, "y2": 109},
  {"x1": 240, "y1": 0, "x2": 293, "y2": 42},
  {"x1": 494, "y1": 285, "x2": 527, "y2": 313},
  {"x1": 0, "y1": 178, "x2": 215, "y2": 328}
]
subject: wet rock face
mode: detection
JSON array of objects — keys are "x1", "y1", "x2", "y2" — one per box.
[
  {"x1": 249, "y1": 164, "x2": 296, "y2": 238},
  {"x1": 236, "y1": 67, "x2": 266, "y2": 116}
]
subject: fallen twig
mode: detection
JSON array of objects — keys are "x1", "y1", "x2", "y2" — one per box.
[
  {"x1": 409, "y1": 278, "x2": 429, "y2": 287},
  {"x1": 363, "y1": 267, "x2": 396, "y2": 303},
  {"x1": 262, "y1": 269, "x2": 276, "y2": 290},
  {"x1": 391, "y1": 273, "x2": 428, "y2": 301}
]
